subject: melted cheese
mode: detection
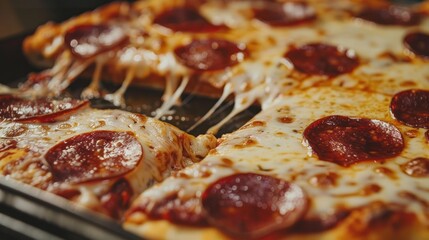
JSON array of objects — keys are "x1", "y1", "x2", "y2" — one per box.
[
  {"x1": 0, "y1": 108, "x2": 216, "y2": 216},
  {"x1": 140, "y1": 0, "x2": 429, "y2": 126},
  {"x1": 126, "y1": 87, "x2": 429, "y2": 238},
  {"x1": 24, "y1": 0, "x2": 429, "y2": 128}
]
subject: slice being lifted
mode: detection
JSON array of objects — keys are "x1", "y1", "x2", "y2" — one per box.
[
  {"x1": 19, "y1": 0, "x2": 429, "y2": 133},
  {"x1": 124, "y1": 87, "x2": 429, "y2": 239},
  {"x1": 0, "y1": 95, "x2": 216, "y2": 218}
]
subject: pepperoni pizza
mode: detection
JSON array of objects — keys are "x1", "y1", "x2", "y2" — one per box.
[
  {"x1": 0, "y1": 95, "x2": 216, "y2": 218},
  {"x1": 18, "y1": 0, "x2": 429, "y2": 132},
  {"x1": 0, "y1": 0, "x2": 428, "y2": 239},
  {"x1": 124, "y1": 87, "x2": 429, "y2": 239}
]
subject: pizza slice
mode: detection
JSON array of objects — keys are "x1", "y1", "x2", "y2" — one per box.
[
  {"x1": 0, "y1": 95, "x2": 216, "y2": 218},
  {"x1": 124, "y1": 87, "x2": 429, "y2": 239},
  {"x1": 18, "y1": 0, "x2": 429, "y2": 134}
]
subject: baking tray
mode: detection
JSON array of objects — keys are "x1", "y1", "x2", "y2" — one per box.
[
  {"x1": 0, "y1": 25, "x2": 258, "y2": 240},
  {"x1": 0, "y1": 177, "x2": 140, "y2": 240}
]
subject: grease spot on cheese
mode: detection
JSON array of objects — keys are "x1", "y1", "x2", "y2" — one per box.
[{"x1": 278, "y1": 116, "x2": 294, "y2": 124}]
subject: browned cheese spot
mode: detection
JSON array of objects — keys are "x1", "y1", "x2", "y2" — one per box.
[
  {"x1": 404, "y1": 129, "x2": 419, "y2": 138},
  {"x1": 374, "y1": 167, "x2": 397, "y2": 179},
  {"x1": 361, "y1": 184, "x2": 382, "y2": 196},
  {"x1": 221, "y1": 158, "x2": 234, "y2": 167},
  {"x1": 5, "y1": 125, "x2": 28, "y2": 137},
  {"x1": 278, "y1": 117, "x2": 294, "y2": 124},
  {"x1": 398, "y1": 191, "x2": 429, "y2": 208},
  {"x1": 240, "y1": 120, "x2": 266, "y2": 130},
  {"x1": 234, "y1": 138, "x2": 258, "y2": 149},
  {"x1": 401, "y1": 157, "x2": 429, "y2": 177},
  {"x1": 308, "y1": 172, "x2": 339, "y2": 188}
]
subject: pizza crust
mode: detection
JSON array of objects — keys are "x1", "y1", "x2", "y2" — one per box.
[{"x1": 124, "y1": 206, "x2": 429, "y2": 240}]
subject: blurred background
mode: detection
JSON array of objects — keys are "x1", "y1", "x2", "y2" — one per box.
[
  {"x1": 0, "y1": 0, "x2": 120, "y2": 38},
  {"x1": 0, "y1": 0, "x2": 422, "y2": 39}
]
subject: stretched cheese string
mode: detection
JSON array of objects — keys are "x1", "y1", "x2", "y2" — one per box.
[
  {"x1": 56, "y1": 59, "x2": 93, "y2": 94},
  {"x1": 18, "y1": 51, "x2": 72, "y2": 97},
  {"x1": 155, "y1": 76, "x2": 189, "y2": 119},
  {"x1": 104, "y1": 65, "x2": 136, "y2": 107},
  {"x1": 162, "y1": 74, "x2": 179, "y2": 102},
  {"x1": 207, "y1": 86, "x2": 261, "y2": 134},
  {"x1": 49, "y1": 51, "x2": 72, "y2": 77},
  {"x1": 81, "y1": 60, "x2": 104, "y2": 99},
  {"x1": 187, "y1": 82, "x2": 233, "y2": 132}
]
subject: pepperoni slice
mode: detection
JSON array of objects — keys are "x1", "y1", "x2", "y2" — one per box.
[
  {"x1": 174, "y1": 39, "x2": 247, "y2": 72},
  {"x1": 391, "y1": 89, "x2": 429, "y2": 129},
  {"x1": 253, "y1": 2, "x2": 316, "y2": 26},
  {"x1": 201, "y1": 173, "x2": 308, "y2": 238},
  {"x1": 303, "y1": 115, "x2": 404, "y2": 167},
  {"x1": 356, "y1": 6, "x2": 421, "y2": 26},
  {"x1": 0, "y1": 95, "x2": 89, "y2": 123},
  {"x1": 284, "y1": 43, "x2": 359, "y2": 77},
  {"x1": 45, "y1": 131, "x2": 143, "y2": 183},
  {"x1": 404, "y1": 32, "x2": 429, "y2": 59},
  {"x1": 64, "y1": 24, "x2": 128, "y2": 59},
  {"x1": 101, "y1": 179, "x2": 134, "y2": 218},
  {"x1": 153, "y1": 7, "x2": 225, "y2": 32}
]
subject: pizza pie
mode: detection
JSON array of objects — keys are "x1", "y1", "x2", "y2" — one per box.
[
  {"x1": 0, "y1": 0, "x2": 428, "y2": 239},
  {"x1": 0, "y1": 95, "x2": 216, "y2": 218},
  {"x1": 124, "y1": 87, "x2": 429, "y2": 239},
  {"x1": 17, "y1": 0, "x2": 429, "y2": 133}
]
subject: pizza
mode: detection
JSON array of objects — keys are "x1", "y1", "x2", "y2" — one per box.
[
  {"x1": 0, "y1": 95, "x2": 216, "y2": 218},
  {"x1": 17, "y1": 0, "x2": 429, "y2": 133},
  {"x1": 124, "y1": 87, "x2": 429, "y2": 239},
  {"x1": 0, "y1": 0, "x2": 428, "y2": 239}
]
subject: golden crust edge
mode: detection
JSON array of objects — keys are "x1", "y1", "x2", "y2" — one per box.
[{"x1": 123, "y1": 208, "x2": 429, "y2": 240}]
